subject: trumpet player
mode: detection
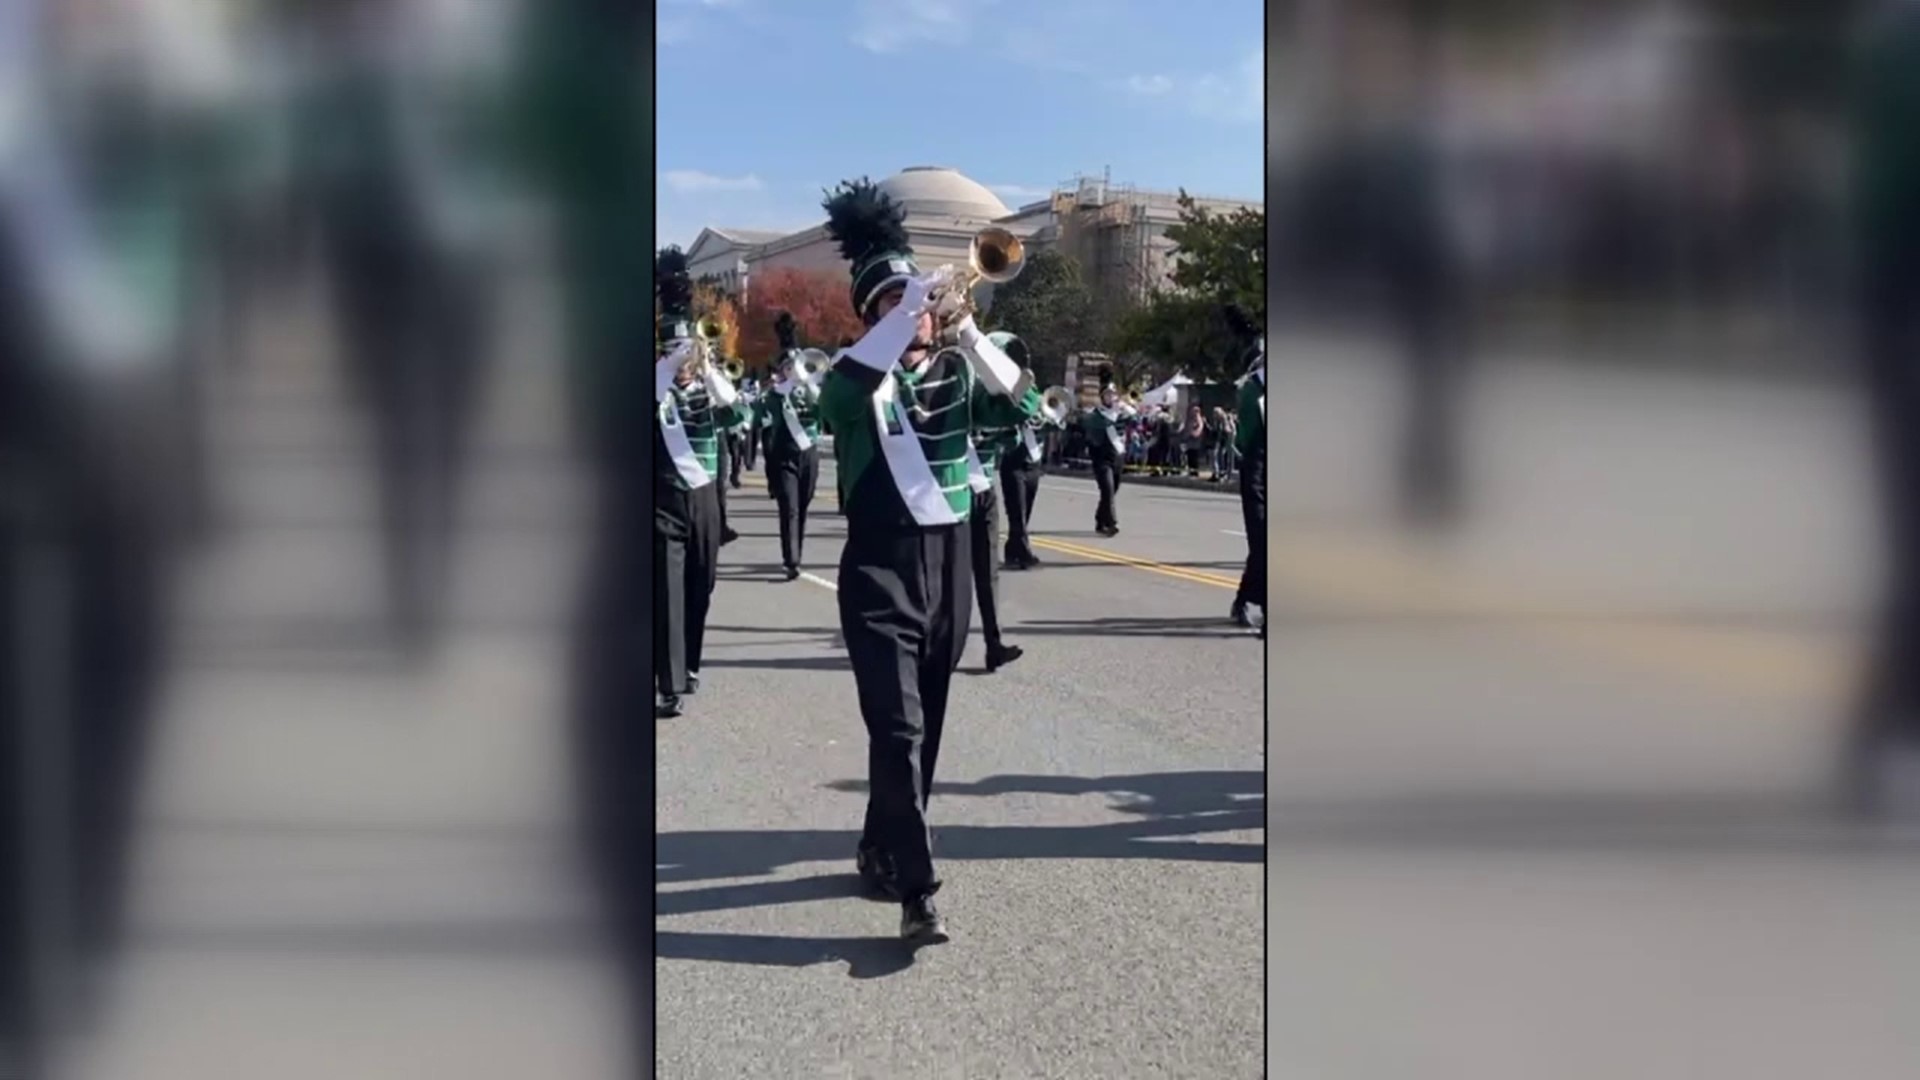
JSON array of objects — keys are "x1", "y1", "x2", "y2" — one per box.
[
  {"x1": 759, "y1": 312, "x2": 823, "y2": 581},
  {"x1": 1082, "y1": 379, "x2": 1138, "y2": 537},
  {"x1": 654, "y1": 249, "x2": 745, "y2": 719},
  {"x1": 813, "y1": 178, "x2": 1030, "y2": 942},
  {"x1": 1227, "y1": 307, "x2": 1267, "y2": 636}
]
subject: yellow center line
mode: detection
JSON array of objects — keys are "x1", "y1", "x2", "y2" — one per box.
[{"x1": 1030, "y1": 536, "x2": 1243, "y2": 591}]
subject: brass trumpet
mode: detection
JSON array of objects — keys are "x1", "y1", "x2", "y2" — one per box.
[
  {"x1": 721, "y1": 356, "x2": 747, "y2": 381},
  {"x1": 931, "y1": 226, "x2": 1027, "y2": 333}
]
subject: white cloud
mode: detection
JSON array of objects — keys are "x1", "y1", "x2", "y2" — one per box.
[
  {"x1": 663, "y1": 170, "x2": 765, "y2": 193},
  {"x1": 1125, "y1": 74, "x2": 1174, "y2": 97},
  {"x1": 989, "y1": 183, "x2": 1052, "y2": 200},
  {"x1": 1114, "y1": 50, "x2": 1262, "y2": 124},
  {"x1": 852, "y1": 0, "x2": 998, "y2": 54}
]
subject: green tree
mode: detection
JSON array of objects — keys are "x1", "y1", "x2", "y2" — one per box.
[
  {"x1": 1105, "y1": 191, "x2": 1266, "y2": 382},
  {"x1": 1108, "y1": 290, "x2": 1251, "y2": 384},
  {"x1": 981, "y1": 248, "x2": 1098, "y2": 375},
  {"x1": 1162, "y1": 189, "x2": 1265, "y2": 318}
]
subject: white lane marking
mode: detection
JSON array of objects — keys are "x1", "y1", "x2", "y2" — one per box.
[
  {"x1": 799, "y1": 571, "x2": 839, "y2": 592},
  {"x1": 1223, "y1": 529, "x2": 1246, "y2": 537}
]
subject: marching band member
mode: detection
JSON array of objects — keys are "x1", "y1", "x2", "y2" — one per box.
[
  {"x1": 714, "y1": 373, "x2": 740, "y2": 547},
  {"x1": 966, "y1": 331, "x2": 1043, "y2": 672},
  {"x1": 1228, "y1": 307, "x2": 1267, "y2": 637},
  {"x1": 814, "y1": 178, "x2": 1029, "y2": 942},
  {"x1": 761, "y1": 311, "x2": 823, "y2": 581},
  {"x1": 1000, "y1": 397, "x2": 1059, "y2": 570},
  {"x1": 1081, "y1": 378, "x2": 1137, "y2": 537},
  {"x1": 654, "y1": 248, "x2": 744, "y2": 718}
]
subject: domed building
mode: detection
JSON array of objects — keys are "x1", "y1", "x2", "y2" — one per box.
[
  {"x1": 684, "y1": 165, "x2": 1055, "y2": 301},
  {"x1": 683, "y1": 164, "x2": 1260, "y2": 315}
]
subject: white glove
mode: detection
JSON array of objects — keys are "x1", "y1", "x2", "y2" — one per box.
[
  {"x1": 655, "y1": 340, "x2": 693, "y2": 402},
  {"x1": 962, "y1": 321, "x2": 1021, "y2": 396},
  {"x1": 899, "y1": 269, "x2": 945, "y2": 319},
  {"x1": 702, "y1": 361, "x2": 740, "y2": 408},
  {"x1": 953, "y1": 314, "x2": 983, "y2": 350}
]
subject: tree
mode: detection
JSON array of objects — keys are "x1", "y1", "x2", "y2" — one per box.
[
  {"x1": 734, "y1": 267, "x2": 864, "y2": 372},
  {"x1": 1104, "y1": 191, "x2": 1266, "y2": 382},
  {"x1": 980, "y1": 248, "x2": 1099, "y2": 378},
  {"x1": 691, "y1": 280, "x2": 743, "y2": 358},
  {"x1": 1162, "y1": 189, "x2": 1266, "y2": 319}
]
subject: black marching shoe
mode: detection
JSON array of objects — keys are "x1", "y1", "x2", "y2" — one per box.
[
  {"x1": 784, "y1": 565, "x2": 801, "y2": 581},
  {"x1": 856, "y1": 845, "x2": 899, "y2": 899},
  {"x1": 721, "y1": 526, "x2": 740, "y2": 545},
  {"x1": 986, "y1": 643, "x2": 1023, "y2": 673},
  {"x1": 901, "y1": 891, "x2": 949, "y2": 944},
  {"x1": 656, "y1": 694, "x2": 684, "y2": 719},
  {"x1": 1230, "y1": 599, "x2": 1252, "y2": 628},
  {"x1": 685, "y1": 671, "x2": 701, "y2": 695}
]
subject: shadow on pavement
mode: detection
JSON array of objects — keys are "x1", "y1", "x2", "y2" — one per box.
[
  {"x1": 697, "y1": 655, "x2": 850, "y2": 672},
  {"x1": 1010, "y1": 616, "x2": 1253, "y2": 639},
  {"x1": 655, "y1": 929, "x2": 926, "y2": 979},
  {"x1": 658, "y1": 770, "x2": 1264, "y2": 893}
]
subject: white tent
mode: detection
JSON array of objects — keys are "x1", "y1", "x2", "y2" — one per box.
[{"x1": 1137, "y1": 373, "x2": 1194, "y2": 409}]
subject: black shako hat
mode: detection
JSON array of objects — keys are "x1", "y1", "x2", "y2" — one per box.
[{"x1": 822, "y1": 178, "x2": 917, "y2": 318}]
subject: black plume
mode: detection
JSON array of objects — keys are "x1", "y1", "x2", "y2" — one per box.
[
  {"x1": 774, "y1": 311, "x2": 798, "y2": 351},
  {"x1": 822, "y1": 178, "x2": 909, "y2": 265},
  {"x1": 1222, "y1": 303, "x2": 1260, "y2": 342},
  {"x1": 656, "y1": 246, "x2": 693, "y2": 318}
]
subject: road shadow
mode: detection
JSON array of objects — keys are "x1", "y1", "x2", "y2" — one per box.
[
  {"x1": 656, "y1": 771, "x2": 1261, "y2": 975},
  {"x1": 655, "y1": 929, "x2": 926, "y2": 979},
  {"x1": 659, "y1": 770, "x2": 1264, "y2": 890},
  {"x1": 697, "y1": 655, "x2": 850, "y2": 672},
  {"x1": 1009, "y1": 616, "x2": 1254, "y2": 640}
]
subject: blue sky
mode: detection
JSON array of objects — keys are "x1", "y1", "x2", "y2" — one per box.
[{"x1": 655, "y1": 0, "x2": 1265, "y2": 248}]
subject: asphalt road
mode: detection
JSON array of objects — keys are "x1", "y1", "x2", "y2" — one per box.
[{"x1": 654, "y1": 458, "x2": 1268, "y2": 1079}]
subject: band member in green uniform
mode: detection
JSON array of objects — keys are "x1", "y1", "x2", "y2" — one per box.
[
  {"x1": 814, "y1": 178, "x2": 1031, "y2": 942},
  {"x1": 1227, "y1": 306, "x2": 1267, "y2": 637},
  {"x1": 999, "y1": 392, "x2": 1059, "y2": 569},
  {"x1": 655, "y1": 248, "x2": 744, "y2": 718},
  {"x1": 760, "y1": 312, "x2": 824, "y2": 580},
  {"x1": 966, "y1": 331, "x2": 1042, "y2": 670},
  {"x1": 713, "y1": 374, "x2": 740, "y2": 547},
  {"x1": 1081, "y1": 378, "x2": 1137, "y2": 536}
]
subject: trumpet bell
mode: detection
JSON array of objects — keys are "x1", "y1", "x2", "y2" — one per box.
[
  {"x1": 969, "y1": 226, "x2": 1025, "y2": 285},
  {"x1": 721, "y1": 357, "x2": 747, "y2": 381},
  {"x1": 693, "y1": 316, "x2": 724, "y2": 341}
]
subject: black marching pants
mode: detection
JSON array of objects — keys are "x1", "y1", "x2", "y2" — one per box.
[
  {"x1": 727, "y1": 432, "x2": 745, "y2": 487},
  {"x1": 970, "y1": 485, "x2": 1006, "y2": 649},
  {"x1": 771, "y1": 446, "x2": 819, "y2": 572},
  {"x1": 1000, "y1": 456, "x2": 1042, "y2": 564},
  {"x1": 653, "y1": 482, "x2": 722, "y2": 697},
  {"x1": 1237, "y1": 457, "x2": 1267, "y2": 608},
  {"x1": 839, "y1": 520, "x2": 973, "y2": 899},
  {"x1": 1091, "y1": 453, "x2": 1122, "y2": 531},
  {"x1": 744, "y1": 426, "x2": 760, "y2": 470}
]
